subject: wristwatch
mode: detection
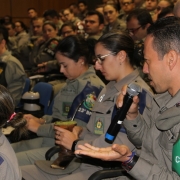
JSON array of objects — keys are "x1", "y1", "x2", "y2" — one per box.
[{"x1": 121, "y1": 153, "x2": 139, "y2": 171}]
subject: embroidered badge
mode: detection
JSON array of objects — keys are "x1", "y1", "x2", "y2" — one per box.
[
  {"x1": 94, "y1": 116, "x2": 104, "y2": 135},
  {"x1": 83, "y1": 92, "x2": 97, "y2": 111},
  {"x1": 62, "y1": 102, "x2": 72, "y2": 116},
  {"x1": 48, "y1": 40, "x2": 59, "y2": 50},
  {"x1": 0, "y1": 156, "x2": 4, "y2": 165}
]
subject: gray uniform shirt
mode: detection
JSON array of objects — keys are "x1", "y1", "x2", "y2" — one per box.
[
  {"x1": 124, "y1": 90, "x2": 180, "y2": 179},
  {"x1": 37, "y1": 66, "x2": 105, "y2": 137},
  {"x1": 0, "y1": 50, "x2": 26, "y2": 106},
  {"x1": 0, "y1": 130, "x2": 22, "y2": 180}
]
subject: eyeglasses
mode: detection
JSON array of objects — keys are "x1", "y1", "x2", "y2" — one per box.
[
  {"x1": 94, "y1": 52, "x2": 117, "y2": 64},
  {"x1": 122, "y1": 2, "x2": 133, "y2": 6},
  {"x1": 126, "y1": 26, "x2": 142, "y2": 34}
]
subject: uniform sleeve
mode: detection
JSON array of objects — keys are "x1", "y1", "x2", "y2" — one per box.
[
  {"x1": 5, "y1": 60, "x2": 26, "y2": 106},
  {"x1": 129, "y1": 157, "x2": 180, "y2": 180},
  {"x1": 37, "y1": 123, "x2": 55, "y2": 138}
]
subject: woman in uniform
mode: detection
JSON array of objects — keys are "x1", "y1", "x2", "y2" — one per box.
[
  {"x1": 20, "y1": 31, "x2": 153, "y2": 180},
  {"x1": 11, "y1": 35, "x2": 105, "y2": 166}
]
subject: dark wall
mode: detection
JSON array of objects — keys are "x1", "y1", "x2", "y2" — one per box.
[{"x1": 0, "y1": 0, "x2": 76, "y2": 26}]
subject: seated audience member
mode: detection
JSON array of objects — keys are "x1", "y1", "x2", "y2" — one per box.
[
  {"x1": 0, "y1": 85, "x2": 23, "y2": 180},
  {"x1": 62, "y1": 8, "x2": 84, "y2": 36},
  {"x1": 126, "y1": 9, "x2": 153, "y2": 68},
  {"x1": 31, "y1": 17, "x2": 44, "y2": 43},
  {"x1": 103, "y1": 3, "x2": 126, "y2": 33},
  {"x1": 27, "y1": 8, "x2": 38, "y2": 36},
  {"x1": 14, "y1": 21, "x2": 30, "y2": 48},
  {"x1": 145, "y1": 0, "x2": 158, "y2": 17},
  {"x1": 60, "y1": 22, "x2": 77, "y2": 38},
  {"x1": 17, "y1": 17, "x2": 44, "y2": 70},
  {"x1": 173, "y1": 0, "x2": 180, "y2": 17},
  {"x1": 78, "y1": 0, "x2": 89, "y2": 20},
  {"x1": 43, "y1": 9, "x2": 63, "y2": 32},
  {"x1": 4, "y1": 22, "x2": 17, "y2": 53},
  {"x1": 11, "y1": 35, "x2": 105, "y2": 166},
  {"x1": 69, "y1": 2, "x2": 84, "y2": 20},
  {"x1": 20, "y1": 31, "x2": 153, "y2": 179},
  {"x1": 95, "y1": 4, "x2": 108, "y2": 25},
  {"x1": 29, "y1": 21, "x2": 60, "y2": 68},
  {"x1": 157, "y1": 6, "x2": 174, "y2": 19},
  {"x1": 118, "y1": 0, "x2": 135, "y2": 23},
  {"x1": 59, "y1": 9, "x2": 66, "y2": 24},
  {"x1": 134, "y1": 0, "x2": 145, "y2": 8},
  {"x1": 84, "y1": 10, "x2": 104, "y2": 40},
  {"x1": 75, "y1": 16, "x2": 180, "y2": 180},
  {"x1": 0, "y1": 27, "x2": 26, "y2": 106},
  {"x1": 63, "y1": 8, "x2": 81, "y2": 26},
  {"x1": 152, "y1": 0, "x2": 174, "y2": 21}
]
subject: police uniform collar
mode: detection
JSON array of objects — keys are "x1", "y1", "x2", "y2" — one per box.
[{"x1": 113, "y1": 69, "x2": 140, "y2": 92}]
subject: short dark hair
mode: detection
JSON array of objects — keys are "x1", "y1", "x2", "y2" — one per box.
[
  {"x1": 157, "y1": 6, "x2": 174, "y2": 19},
  {"x1": 97, "y1": 30, "x2": 136, "y2": 66},
  {"x1": 78, "y1": 0, "x2": 87, "y2": 6},
  {"x1": 0, "y1": 26, "x2": 9, "y2": 45},
  {"x1": 104, "y1": 3, "x2": 119, "y2": 11},
  {"x1": 43, "y1": 21, "x2": 57, "y2": 30},
  {"x1": 69, "y1": 2, "x2": 78, "y2": 8},
  {"x1": 86, "y1": 10, "x2": 104, "y2": 25},
  {"x1": 55, "y1": 35, "x2": 90, "y2": 64},
  {"x1": 127, "y1": 9, "x2": 153, "y2": 28},
  {"x1": 43, "y1": 9, "x2": 59, "y2": 18},
  {"x1": 27, "y1": 8, "x2": 36, "y2": 12},
  {"x1": 15, "y1": 21, "x2": 28, "y2": 32},
  {"x1": 60, "y1": 22, "x2": 77, "y2": 34},
  {"x1": 4, "y1": 22, "x2": 15, "y2": 29},
  {"x1": 147, "y1": 16, "x2": 180, "y2": 59}
]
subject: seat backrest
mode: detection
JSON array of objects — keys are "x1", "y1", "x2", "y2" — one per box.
[
  {"x1": 32, "y1": 82, "x2": 53, "y2": 114},
  {"x1": 15, "y1": 78, "x2": 31, "y2": 111},
  {"x1": 23, "y1": 78, "x2": 31, "y2": 94},
  {"x1": 46, "y1": 98, "x2": 54, "y2": 115}
]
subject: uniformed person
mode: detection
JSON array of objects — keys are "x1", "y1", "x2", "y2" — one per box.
[
  {"x1": 0, "y1": 85, "x2": 22, "y2": 180},
  {"x1": 11, "y1": 35, "x2": 105, "y2": 166},
  {"x1": 0, "y1": 27, "x2": 26, "y2": 106},
  {"x1": 20, "y1": 31, "x2": 153, "y2": 179}
]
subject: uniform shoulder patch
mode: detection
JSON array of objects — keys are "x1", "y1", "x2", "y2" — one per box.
[
  {"x1": 48, "y1": 39, "x2": 59, "y2": 51},
  {"x1": 0, "y1": 156, "x2": 4, "y2": 165}
]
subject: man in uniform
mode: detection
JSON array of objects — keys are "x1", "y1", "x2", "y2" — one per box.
[
  {"x1": 75, "y1": 16, "x2": 180, "y2": 179},
  {"x1": 0, "y1": 27, "x2": 26, "y2": 106}
]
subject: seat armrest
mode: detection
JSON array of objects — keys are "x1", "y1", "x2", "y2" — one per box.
[
  {"x1": 88, "y1": 168, "x2": 128, "y2": 180},
  {"x1": 45, "y1": 146, "x2": 61, "y2": 160}
]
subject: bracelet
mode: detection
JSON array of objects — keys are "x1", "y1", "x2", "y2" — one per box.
[
  {"x1": 71, "y1": 139, "x2": 80, "y2": 152},
  {"x1": 121, "y1": 152, "x2": 139, "y2": 171}
]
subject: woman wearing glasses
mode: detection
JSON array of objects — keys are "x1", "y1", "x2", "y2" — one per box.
[{"x1": 20, "y1": 31, "x2": 153, "y2": 180}]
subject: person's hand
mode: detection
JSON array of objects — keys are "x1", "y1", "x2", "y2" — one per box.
[
  {"x1": 72, "y1": 126, "x2": 83, "y2": 137},
  {"x1": 23, "y1": 114, "x2": 45, "y2": 124},
  {"x1": 23, "y1": 114, "x2": 39, "y2": 121},
  {"x1": 37, "y1": 62, "x2": 49, "y2": 73},
  {"x1": 26, "y1": 118, "x2": 41, "y2": 133},
  {"x1": 116, "y1": 85, "x2": 139, "y2": 120},
  {"x1": 54, "y1": 126, "x2": 78, "y2": 150},
  {"x1": 75, "y1": 143, "x2": 132, "y2": 162}
]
